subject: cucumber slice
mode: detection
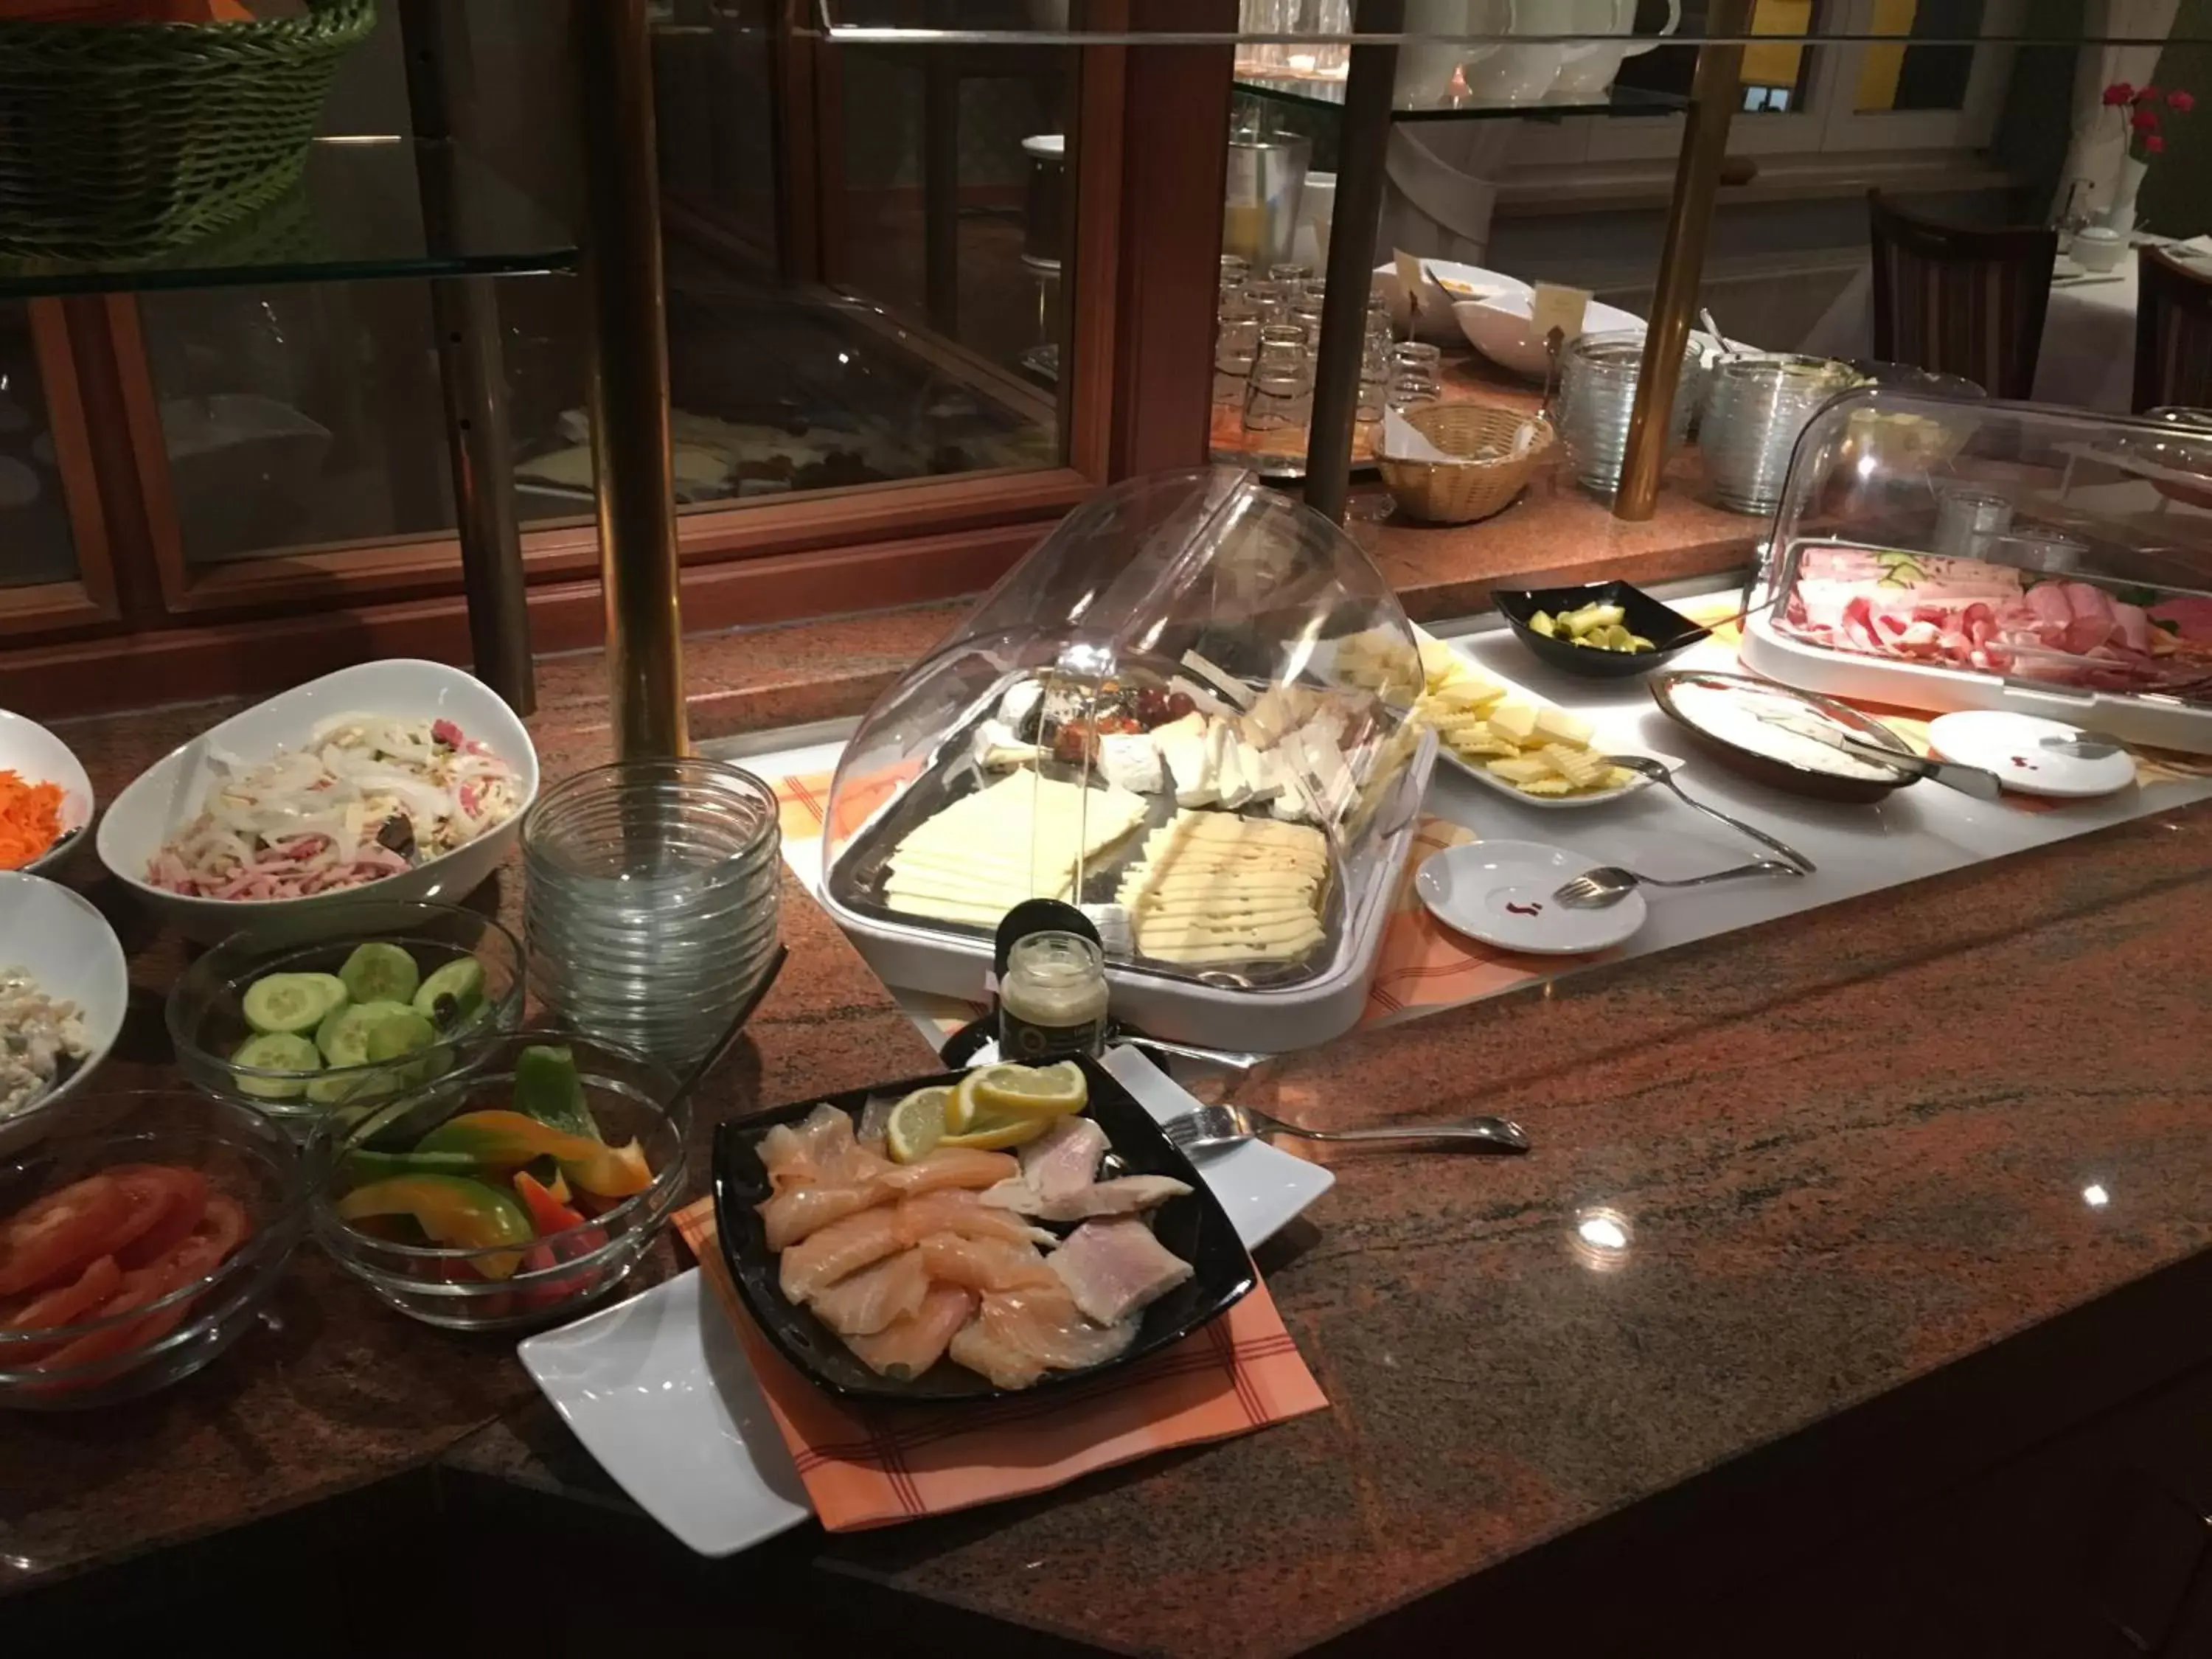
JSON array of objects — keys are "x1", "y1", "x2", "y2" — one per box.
[
  {"x1": 232, "y1": 1032, "x2": 320, "y2": 1099},
  {"x1": 366, "y1": 1010, "x2": 438, "y2": 1063},
  {"x1": 241, "y1": 972, "x2": 348, "y2": 1036},
  {"x1": 339, "y1": 942, "x2": 421, "y2": 1007},
  {"x1": 413, "y1": 957, "x2": 487, "y2": 1026},
  {"x1": 317, "y1": 998, "x2": 417, "y2": 1067}
]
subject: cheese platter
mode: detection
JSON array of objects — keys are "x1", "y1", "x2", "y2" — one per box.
[{"x1": 817, "y1": 469, "x2": 1438, "y2": 1051}]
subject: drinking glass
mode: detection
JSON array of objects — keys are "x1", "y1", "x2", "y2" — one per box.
[{"x1": 1556, "y1": 330, "x2": 1703, "y2": 500}]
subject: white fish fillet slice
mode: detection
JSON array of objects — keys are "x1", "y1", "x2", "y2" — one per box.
[
  {"x1": 1017, "y1": 1116, "x2": 1108, "y2": 1204},
  {"x1": 978, "y1": 1174, "x2": 1192, "y2": 1222},
  {"x1": 1048, "y1": 1217, "x2": 1194, "y2": 1326}
]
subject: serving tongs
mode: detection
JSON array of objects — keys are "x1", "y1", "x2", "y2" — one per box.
[{"x1": 1751, "y1": 711, "x2": 2003, "y2": 800}]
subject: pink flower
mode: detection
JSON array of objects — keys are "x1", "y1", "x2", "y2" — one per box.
[
  {"x1": 2104, "y1": 80, "x2": 2135, "y2": 105},
  {"x1": 2170, "y1": 89, "x2": 2196, "y2": 113},
  {"x1": 2132, "y1": 106, "x2": 2161, "y2": 132},
  {"x1": 2146, "y1": 133, "x2": 2166, "y2": 154}
]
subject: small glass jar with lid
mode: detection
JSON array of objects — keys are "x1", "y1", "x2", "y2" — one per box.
[{"x1": 998, "y1": 930, "x2": 1109, "y2": 1061}]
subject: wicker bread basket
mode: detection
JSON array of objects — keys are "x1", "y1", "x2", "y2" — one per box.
[
  {"x1": 0, "y1": 0, "x2": 376, "y2": 260},
  {"x1": 1377, "y1": 403, "x2": 1554, "y2": 525}
]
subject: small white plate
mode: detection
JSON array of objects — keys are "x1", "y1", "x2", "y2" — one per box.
[
  {"x1": 1415, "y1": 838, "x2": 1646, "y2": 955},
  {"x1": 519, "y1": 1045, "x2": 1331, "y2": 1557},
  {"x1": 518, "y1": 1268, "x2": 811, "y2": 1558},
  {"x1": 1438, "y1": 744, "x2": 1655, "y2": 810},
  {"x1": 1927, "y1": 712, "x2": 2137, "y2": 799},
  {"x1": 0, "y1": 709, "x2": 93, "y2": 877}
]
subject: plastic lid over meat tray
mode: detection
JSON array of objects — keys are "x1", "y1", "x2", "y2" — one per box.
[
  {"x1": 820, "y1": 467, "x2": 1436, "y2": 1049},
  {"x1": 1738, "y1": 389, "x2": 2212, "y2": 754}
]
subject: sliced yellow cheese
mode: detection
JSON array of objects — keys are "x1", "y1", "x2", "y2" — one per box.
[
  {"x1": 1532, "y1": 704, "x2": 1594, "y2": 747},
  {"x1": 1488, "y1": 700, "x2": 1540, "y2": 745},
  {"x1": 1486, "y1": 755, "x2": 1555, "y2": 785}
]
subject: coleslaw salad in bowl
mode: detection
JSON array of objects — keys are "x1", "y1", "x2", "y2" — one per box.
[{"x1": 97, "y1": 660, "x2": 539, "y2": 943}]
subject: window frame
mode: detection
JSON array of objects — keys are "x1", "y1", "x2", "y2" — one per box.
[{"x1": 1513, "y1": 0, "x2": 2023, "y2": 168}]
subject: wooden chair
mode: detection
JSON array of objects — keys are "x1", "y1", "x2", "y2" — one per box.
[
  {"x1": 1866, "y1": 191, "x2": 2056, "y2": 400},
  {"x1": 2134, "y1": 246, "x2": 2212, "y2": 412}
]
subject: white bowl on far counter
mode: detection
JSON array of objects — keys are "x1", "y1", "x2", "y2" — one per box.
[
  {"x1": 0, "y1": 708, "x2": 94, "y2": 877},
  {"x1": 97, "y1": 659, "x2": 539, "y2": 944},
  {"x1": 0, "y1": 872, "x2": 128, "y2": 1121},
  {"x1": 1451, "y1": 291, "x2": 1648, "y2": 380}
]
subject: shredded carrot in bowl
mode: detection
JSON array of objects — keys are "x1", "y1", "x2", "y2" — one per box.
[{"x1": 0, "y1": 770, "x2": 64, "y2": 870}]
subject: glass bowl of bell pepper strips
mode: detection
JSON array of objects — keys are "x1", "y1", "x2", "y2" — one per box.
[
  {"x1": 0, "y1": 1091, "x2": 305, "y2": 1408},
  {"x1": 305, "y1": 1032, "x2": 689, "y2": 1331}
]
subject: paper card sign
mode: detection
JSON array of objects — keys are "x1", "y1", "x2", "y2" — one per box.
[
  {"x1": 1394, "y1": 248, "x2": 1427, "y2": 324},
  {"x1": 1530, "y1": 282, "x2": 1593, "y2": 349}
]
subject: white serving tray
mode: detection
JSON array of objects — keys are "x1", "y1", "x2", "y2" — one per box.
[
  {"x1": 820, "y1": 731, "x2": 1439, "y2": 1052},
  {"x1": 1738, "y1": 611, "x2": 2212, "y2": 757}
]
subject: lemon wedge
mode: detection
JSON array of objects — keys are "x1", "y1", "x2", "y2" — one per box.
[
  {"x1": 883, "y1": 1085, "x2": 953, "y2": 1165},
  {"x1": 939, "y1": 1111, "x2": 1052, "y2": 1152},
  {"x1": 961, "y1": 1060, "x2": 1088, "y2": 1122}
]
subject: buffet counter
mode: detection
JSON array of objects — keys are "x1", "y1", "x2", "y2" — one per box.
[{"x1": 10, "y1": 528, "x2": 2212, "y2": 1655}]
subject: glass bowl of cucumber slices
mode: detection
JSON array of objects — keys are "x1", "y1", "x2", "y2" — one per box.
[{"x1": 167, "y1": 900, "x2": 525, "y2": 1127}]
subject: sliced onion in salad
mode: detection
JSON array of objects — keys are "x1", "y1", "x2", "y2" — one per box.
[{"x1": 147, "y1": 712, "x2": 521, "y2": 901}]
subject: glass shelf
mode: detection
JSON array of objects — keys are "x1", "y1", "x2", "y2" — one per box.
[
  {"x1": 0, "y1": 139, "x2": 576, "y2": 301},
  {"x1": 1236, "y1": 72, "x2": 1689, "y2": 122},
  {"x1": 812, "y1": 3, "x2": 2212, "y2": 46}
]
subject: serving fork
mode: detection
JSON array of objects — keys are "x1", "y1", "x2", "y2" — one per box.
[
  {"x1": 1552, "y1": 859, "x2": 1802, "y2": 908},
  {"x1": 1162, "y1": 1099, "x2": 1530, "y2": 1156}
]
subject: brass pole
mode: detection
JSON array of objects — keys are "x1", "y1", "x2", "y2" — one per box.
[
  {"x1": 1303, "y1": 0, "x2": 1402, "y2": 524},
  {"x1": 1612, "y1": 0, "x2": 1748, "y2": 522},
  {"x1": 575, "y1": 0, "x2": 689, "y2": 757}
]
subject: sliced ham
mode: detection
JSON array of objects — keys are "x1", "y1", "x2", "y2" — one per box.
[{"x1": 1048, "y1": 1217, "x2": 1194, "y2": 1326}]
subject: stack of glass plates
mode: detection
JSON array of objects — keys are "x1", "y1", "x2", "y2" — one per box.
[{"x1": 523, "y1": 759, "x2": 782, "y2": 1068}]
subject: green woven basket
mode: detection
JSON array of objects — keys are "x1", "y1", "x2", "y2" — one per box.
[{"x1": 0, "y1": 0, "x2": 378, "y2": 261}]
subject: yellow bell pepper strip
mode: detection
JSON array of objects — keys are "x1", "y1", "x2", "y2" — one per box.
[
  {"x1": 412, "y1": 1111, "x2": 653, "y2": 1199},
  {"x1": 336, "y1": 1174, "x2": 534, "y2": 1280}
]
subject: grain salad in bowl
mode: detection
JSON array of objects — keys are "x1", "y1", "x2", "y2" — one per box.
[
  {"x1": 0, "y1": 969, "x2": 88, "y2": 1119},
  {"x1": 0, "y1": 874, "x2": 128, "y2": 1120}
]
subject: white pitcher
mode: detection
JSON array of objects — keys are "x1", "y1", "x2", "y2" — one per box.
[{"x1": 1546, "y1": 0, "x2": 1682, "y2": 104}]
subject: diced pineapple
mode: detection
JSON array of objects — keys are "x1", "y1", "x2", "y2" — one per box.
[
  {"x1": 1541, "y1": 743, "x2": 1609, "y2": 788},
  {"x1": 1528, "y1": 610, "x2": 1557, "y2": 639},
  {"x1": 1489, "y1": 700, "x2": 1539, "y2": 744},
  {"x1": 1565, "y1": 602, "x2": 1626, "y2": 637},
  {"x1": 1626, "y1": 634, "x2": 1656, "y2": 653},
  {"x1": 1486, "y1": 755, "x2": 1555, "y2": 785}
]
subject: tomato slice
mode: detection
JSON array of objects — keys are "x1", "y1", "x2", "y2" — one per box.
[
  {"x1": 6, "y1": 1253, "x2": 123, "y2": 1333},
  {"x1": 0, "y1": 1176, "x2": 128, "y2": 1296},
  {"x1": 193, "y1": 1194, "x2": 248, "y2": 1262},
  {"x1": 28, "y1": 1278, "x2": 176, "y2": 1382},
  {"x1": 111, "y1": 1166, "x2": 211, "y2": 1269}
]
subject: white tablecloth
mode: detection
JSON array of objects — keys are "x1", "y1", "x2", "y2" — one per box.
[{"x1": 1798, "y1": 256, "x2": 2143, "y2": 413}]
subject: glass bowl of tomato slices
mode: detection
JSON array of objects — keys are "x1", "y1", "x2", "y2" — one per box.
[
  {"x1": 305, "y1": 1032, "x2": 689, "y2": 1332},
  {"x1": 0, "y1": 1091, "x2": 304, "y2": 1408}
]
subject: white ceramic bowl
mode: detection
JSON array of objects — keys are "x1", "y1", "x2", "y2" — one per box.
[
  {"x1": 1451, "y1": 291, "x2": 1648, "y2": 379},
  {"x1": 0, "y1": 872, "x2": 128, "y2": 1119},
  {"x1": 0, "y1": 709, "x2": 94, "y2": 877},
  {"x1": 1374, "y1": 260, "x2": 1530, "y2": 341},
  {"x1": 97, "y1": 659, "x2": 539, "y2": 944}
]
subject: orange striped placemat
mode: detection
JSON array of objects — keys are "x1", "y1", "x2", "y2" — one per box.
[{"x1": 672, "y1": 1198, "x2": 1326, "y2": 1531}]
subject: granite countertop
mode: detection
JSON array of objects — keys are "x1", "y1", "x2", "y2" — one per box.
[{"x1": 13, "y1": 491, "x2": 2212, "y2": 1654}]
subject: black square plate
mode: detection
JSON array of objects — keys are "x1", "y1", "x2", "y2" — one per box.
[
  {"x1": 711, "y1": 1056, "x2": 1256, "y2": 1403},
  {"x1": 1493, "y1": 580, "x2": 1709, "y2": 678}
]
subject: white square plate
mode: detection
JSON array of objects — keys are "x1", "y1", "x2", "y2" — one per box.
[{"x1": 518, "y1": 1047, "x2": 1333, "y2": 1556}]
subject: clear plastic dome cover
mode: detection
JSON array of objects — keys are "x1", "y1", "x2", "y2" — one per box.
[
  {"x1": 1742, "y1": 389, "x2": 2212, "y2": 751},
  {"x1": 822, "y1": 467, "x2": 1431, "y2": 987}
]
